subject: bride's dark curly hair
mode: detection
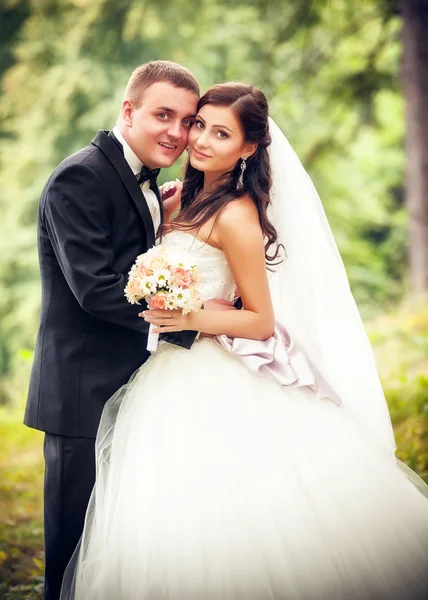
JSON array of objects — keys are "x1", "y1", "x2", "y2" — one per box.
[{"x1": 171, "y1": 82, "x2": 283, "y2": 265}]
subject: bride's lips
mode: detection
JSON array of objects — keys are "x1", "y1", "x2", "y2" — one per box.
[{"x1": 192, "y1": 148, "x2": 211, "y2": 160}]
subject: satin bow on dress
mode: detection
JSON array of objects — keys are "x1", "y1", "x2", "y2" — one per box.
[{"x1": 216, "y1": 321, "x2": 343, "y2": 407}]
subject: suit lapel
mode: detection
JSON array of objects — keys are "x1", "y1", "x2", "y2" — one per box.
[{"x1": 91, "y1": 130, "x2": 156, "y2": 248}]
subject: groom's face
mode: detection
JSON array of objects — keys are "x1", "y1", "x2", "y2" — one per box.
[{"x1": 123, "y1": 81, "x2": 198, "y2": 170}]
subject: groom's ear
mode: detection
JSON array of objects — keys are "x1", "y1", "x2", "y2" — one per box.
[{"x1": 121, "y1": 100, "x2": 134, "y2": 126}]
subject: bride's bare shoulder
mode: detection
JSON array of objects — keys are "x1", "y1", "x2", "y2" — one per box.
[
  {"x1": 215, "y1": 195, "x2": 264, "y2": 254},
  {"x1": 217, "y1": 195, "x2": 260, "y2": 232}
]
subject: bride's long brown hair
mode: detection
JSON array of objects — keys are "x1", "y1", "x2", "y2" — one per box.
[{"x1": 170, "y1": 83, "x2": 283, "y2": 265}]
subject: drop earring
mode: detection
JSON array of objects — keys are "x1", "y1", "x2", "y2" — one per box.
[{"x1": 237, "y1": 157, "x2": 247, "y2": 190}]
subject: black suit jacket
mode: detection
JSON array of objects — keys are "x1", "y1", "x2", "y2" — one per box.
[{"x1": 25, "y1": 131, "x2": 196, "y2": 439}]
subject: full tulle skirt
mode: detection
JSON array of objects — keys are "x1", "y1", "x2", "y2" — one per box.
[{"x1": 61, "y1": 338, "x2": 428, "y2": 599}]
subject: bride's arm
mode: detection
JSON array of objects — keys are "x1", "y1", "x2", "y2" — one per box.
[{"x1": 144, "y1": 197, "x2": 275, "y2": 341}]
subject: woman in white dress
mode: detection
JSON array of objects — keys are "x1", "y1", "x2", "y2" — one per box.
[{"x1": 61, "y1": 83, "x2": 428, "y2": 600}]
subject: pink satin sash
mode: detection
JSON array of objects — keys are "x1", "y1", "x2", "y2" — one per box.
[{"x1": 215, "y1": 322, "x2": 342, "y2": 407}]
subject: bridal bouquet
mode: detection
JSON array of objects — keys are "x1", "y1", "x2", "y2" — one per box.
[{"x1": 125, "y1": 245, "x2": 203, "y2": 352}]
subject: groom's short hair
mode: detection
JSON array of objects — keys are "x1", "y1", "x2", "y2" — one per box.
[{"x1": 124, "y1": 61, "x2": 200, "y2": 106}]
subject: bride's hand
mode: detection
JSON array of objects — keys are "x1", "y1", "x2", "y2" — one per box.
[
  {"x1": 159, "y1": 179, "x2": 182, "y2": 221},
  {"x1": 139, "y1": 308, "x2": 193, "y2": 333},
  {"x1": 140, "y1": 299, "x2": 238, "y2": 333}
]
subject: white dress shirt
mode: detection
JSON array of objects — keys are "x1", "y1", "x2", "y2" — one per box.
[{"x1": 112, "y1": 127, "x2": 161, "y2": 234}]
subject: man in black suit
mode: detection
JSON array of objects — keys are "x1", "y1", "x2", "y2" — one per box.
[{"x1": 24, "y1": 60, "x2": 199, "y2": 600}]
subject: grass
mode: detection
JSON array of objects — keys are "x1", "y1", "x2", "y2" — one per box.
[
  {"x1": 0, "y1": 303, "x2": 427, "y2": 597},
  {"x1": 0, "y1": 407, "x2": 44, "y2": 599}
]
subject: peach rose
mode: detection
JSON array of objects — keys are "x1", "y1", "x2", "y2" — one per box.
[
  {"x1": 138, "y1": 264, "x2": 152, "y2": 277},
  {"x1": 173, "y1": 267, "x2": 192, "y2": 288},
  {"x1": 125, "y1": 278, "x2": 142, "y2": 303},
  {"x1": 149, "y1": 292, "x2": 168, "y2": 310},
  {"x1": 129, "y1": 279, "x2": 141, "y2": 294},
  {"x1": 146, "y1": 253, "x2": 170, "y2": 272}
]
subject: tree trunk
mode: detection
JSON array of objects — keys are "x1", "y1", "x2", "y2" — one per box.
[{"x1": 400, "y1": 0, "x2": 428, "y2": 295}]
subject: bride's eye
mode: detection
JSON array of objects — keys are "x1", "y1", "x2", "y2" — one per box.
[
  {"x1": 217, "y1": 131, "x2": 228, "y2": 139},
  {"x1": 195, "y1": 120, "x2": 204, "y2": 129}
]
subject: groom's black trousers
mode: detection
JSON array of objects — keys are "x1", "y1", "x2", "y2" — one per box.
[{"x1": 43, "y1": 433, "x2": 96, "y2": 600}]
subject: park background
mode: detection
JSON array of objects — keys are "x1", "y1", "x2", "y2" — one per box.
[{"x1": 0, "y1": 0, "x2": 427, "y2": 598}]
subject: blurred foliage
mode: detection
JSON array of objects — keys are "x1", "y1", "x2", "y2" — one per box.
[{"x1": 367, "y1": 302, "x2": 428, "y2": 479}]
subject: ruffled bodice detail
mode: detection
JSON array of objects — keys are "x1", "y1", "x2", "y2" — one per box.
[{"x1": 161, "y1": 230, "x2": 237, "y2": 303}]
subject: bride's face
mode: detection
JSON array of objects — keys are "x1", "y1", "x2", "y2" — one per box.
[{"x1": 188, "y1": 104, "x2": 255, "y2": 177}]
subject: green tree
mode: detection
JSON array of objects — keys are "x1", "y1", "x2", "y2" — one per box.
[{"x1": 400, "y1": 0, "x2": 428, "y2": 296}]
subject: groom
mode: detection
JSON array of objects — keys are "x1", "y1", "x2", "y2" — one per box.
[{"x1": 24, "y1": 60, "x2": 199, "y2": 600}]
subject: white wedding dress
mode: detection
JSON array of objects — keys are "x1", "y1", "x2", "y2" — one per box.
[{"x1": 61, "y1": 230, "x2": 428, "y2": 600}]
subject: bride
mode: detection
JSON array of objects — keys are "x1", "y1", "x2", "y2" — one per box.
[{"x1": 61, "y1": 83, "x2": 428, "y2": 599}]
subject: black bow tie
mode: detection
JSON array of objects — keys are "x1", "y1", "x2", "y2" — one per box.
[{"x1": 138, "y1": 166, "x2": 160, "y2": 187}]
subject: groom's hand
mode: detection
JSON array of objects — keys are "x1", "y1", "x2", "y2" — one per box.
[{"x1": 160, "y1": 180, "x2": 182, "y2": 221}]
